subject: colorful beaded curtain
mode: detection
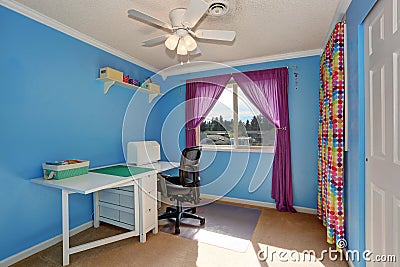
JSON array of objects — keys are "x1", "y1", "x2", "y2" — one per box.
[{"x1": 318, "y1": 22, "x2": 345, "y2": 250}]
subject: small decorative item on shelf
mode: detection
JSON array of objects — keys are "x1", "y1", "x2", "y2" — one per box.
[
  {"x1": 42, "y1": 160, "x2": 90, "y2": 180},
  {"x1": 100, "y1": 67, "x2": 123, "y2": 82},
  {"x1": 124, "y1": 74, "x2": 140, "y2": 86},
  {"x1": 131, "y1": 79, "x2": 140, "y2": 86},
  {"x1": 141, "y1": 77, "x2": 150, "y2": 88}
]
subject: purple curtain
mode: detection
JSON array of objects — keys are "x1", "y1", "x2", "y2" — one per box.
[
  {"x1": 186, "y1": 74, "x2": 231, "y2": 147},
  {"x1": 232, "y1": 68, "x2": 295, "y2": 212}
]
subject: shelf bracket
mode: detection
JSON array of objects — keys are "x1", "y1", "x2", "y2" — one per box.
[
  {"x1": 148, "y1": 94, "x2": 158, "y2": 103},
  {"x1": 104, "y1": 81, "x2": 116, "y2": 94}
]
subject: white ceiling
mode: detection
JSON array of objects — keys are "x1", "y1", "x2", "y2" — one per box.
[{"x1": 12, "y1": 0, "x2": 340, "y2": 70}]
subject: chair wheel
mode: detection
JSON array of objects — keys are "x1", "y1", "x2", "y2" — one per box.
[
  {"x1": 200, "y1": 219, "x2": 205, "y2": 225},
  {"x1": 175, "y1": 228, "x2": 180, "y2": 234}
]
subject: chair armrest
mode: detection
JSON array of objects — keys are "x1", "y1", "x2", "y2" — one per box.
[
  {"x1": 157, "y1": 173, "x2": 169, "y2": 197},
  {"x1": 158, "y1": 173, "x2": 171, "y2": 179},
  {"x1": 164, "y1": 176, "x2": 181, "y2": 185}
]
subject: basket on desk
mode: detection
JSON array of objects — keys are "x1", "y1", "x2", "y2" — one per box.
[{"x1": 42, "y1": 160, "x2": 90, "y2": 180}]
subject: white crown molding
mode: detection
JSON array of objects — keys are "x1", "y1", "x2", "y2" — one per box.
[
  {"x1": 0, "y1": 221, "x2": 93, "y2": 266},
  {"x1": 322, "y1": 0, "x2": 353, "y2": 50},
  {"x1": 161, "y1": 49, "x2": 321, "y2": 78},
  {"x1": 201, "y1": 194, "x2": 318, "y2": 215},
  {"x1": 222, "y1": 49, "x2": 321, "y2": 68},
  {"x1": 0, "y1": 0, "x2": 159, "y2": 73}
]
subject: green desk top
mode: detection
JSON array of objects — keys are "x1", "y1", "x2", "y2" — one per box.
[{"x1": 90, "y1": 165, "x2": 155, "y2": 177}]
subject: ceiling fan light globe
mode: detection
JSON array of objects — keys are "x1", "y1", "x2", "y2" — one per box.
[
  {"x1": 183, "y1": 34, "x2": 197, "y2": 51},
  {"x1": 177, "y1": 47, "x2": 188, "y2": 55},
  {"x1": 177, "y1": 38, "x2": 188, "y2": 55},
  {"x1": 165, "y1": 35, "x2": 179, "y2": 50}
]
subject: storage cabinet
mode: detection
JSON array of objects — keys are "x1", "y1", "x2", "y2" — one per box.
[
  {"x1": 96, "y1": 173, "x2": 157, "y2": 242},
  {"x1": 139, "y1": 177, "x2": 157, "y2": 236}
]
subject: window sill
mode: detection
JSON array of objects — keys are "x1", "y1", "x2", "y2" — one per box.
[{"x1": 201, "y1": 145, "x2": 274, "y2": 154}]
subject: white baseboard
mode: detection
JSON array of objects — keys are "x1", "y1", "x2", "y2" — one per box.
[
  {"x1": 0, "y1": 221, "x2": 93, "y2": 267},
  {"x1": 201, "y1": 194, "x2": 317, "y2": 215}
]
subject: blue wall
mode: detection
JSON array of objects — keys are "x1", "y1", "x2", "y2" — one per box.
[
  {"x1": 154, "y1": 56, "x2": 321, "y2": 209},
  {"x1": 0, "y1": 7, "x2": 154, "y2": 260},
  {"x1": 345, "y1": 0, "x2": 378, "y2": 266}
]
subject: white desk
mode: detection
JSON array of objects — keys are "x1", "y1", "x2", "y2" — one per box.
[
  {"x1": 138, "y1": 161, "x2": 180, "y2": 172},
  {"x1": 32, "y1": 164, "x2": 160, "y2": 266}
]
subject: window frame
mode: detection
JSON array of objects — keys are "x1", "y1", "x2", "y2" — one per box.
[{"x1": 198, "y1": 83, "x2": 275, "y2": 153}]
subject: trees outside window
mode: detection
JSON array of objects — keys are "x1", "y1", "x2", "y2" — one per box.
[{"x1": 199, "y1": 83, "x2": 275, "y2": 147}]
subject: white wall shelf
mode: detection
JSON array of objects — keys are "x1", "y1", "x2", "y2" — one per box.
[{"x1": 96, "y1": 77, "x2": 162, "y2": 103}]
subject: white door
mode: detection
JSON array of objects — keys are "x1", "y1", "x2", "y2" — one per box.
[{"x1": 365, "y1": 0, "x2": 400, "y2": 265}]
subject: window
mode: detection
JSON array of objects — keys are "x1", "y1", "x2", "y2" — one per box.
[{"x1": 199, "y1": 83, "x2": 275, "y2": 150}]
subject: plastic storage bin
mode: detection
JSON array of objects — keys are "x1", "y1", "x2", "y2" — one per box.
[{"x1": 42, "y1": 160, "x2": 90, "y2": 180}]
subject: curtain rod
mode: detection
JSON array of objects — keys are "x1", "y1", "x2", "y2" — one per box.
[
  {"x1": 180, "y1": 65, "x2": 298, "y2": 83},
  {"x1": 227, "y1": 65, "x2": 297, "y2": 76}
]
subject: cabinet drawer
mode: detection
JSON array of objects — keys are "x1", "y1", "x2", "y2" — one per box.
[
  {"x1": 144, "y1": 201, "x2": 156, "y2": 219},
  {"x1": 120, "y1": 210, "x2": 135, "y2": 225},
  {"x1": 142, "y1": 190, "x2": 157, "y2": 230},
  {"x1": 99, "y1": 205, "x2": 119, "y2": 221},
  {"x1": 119, "y1": 185, "x2": 134, "y2": 192},
  {"x1": 142, "y1": 189, "x2": 157, "y2": 200},
  {"x1": 120, "y1": 194, "x2": 134, "y2": 209},
  {"x1": 141, "y1": 175, "x2": 156, "y2": 193},
  {"x1": 99, "y1": 190, "x2": 119, "y2": 205},
  {"x1": 143, "y1": 190, "x2": 157, "y2": 211}
]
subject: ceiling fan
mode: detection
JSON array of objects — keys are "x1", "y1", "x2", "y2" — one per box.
[{"x1": 127, "y1": 0, "x2": 236, "y2": 57}]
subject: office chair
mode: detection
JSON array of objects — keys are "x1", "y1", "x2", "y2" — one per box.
[{"x1": 158, "y1": 146, "x2": 205, "y2": 234}]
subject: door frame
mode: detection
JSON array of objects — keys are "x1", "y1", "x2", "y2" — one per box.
[{"x1": 345, "y1": 0, "x2": 379, "y2": 262}]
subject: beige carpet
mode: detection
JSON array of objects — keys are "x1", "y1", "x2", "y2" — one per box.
[
  {"x1": 159, "y1": 202, "x2": 261, "y2": 252},
  {"x1": 12, "y1": 202, "x2": 348, "y2": 267}
]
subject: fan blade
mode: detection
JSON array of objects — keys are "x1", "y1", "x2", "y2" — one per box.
[
  {"x1": 128, "y1": 9, "x2": 172, "y2": 30},
  {"x1": 194, "y1": 29, "x2": 236, "y2": 41},
  {"x1": 182, "y1": 0, "x2": 209, "y2": 28},
  {"x1": 142, "y1": 35, "x2": 170, "y2": 46},
  {"x1": 189, "y1": 46, "x2": 201, "y2": 55}
]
